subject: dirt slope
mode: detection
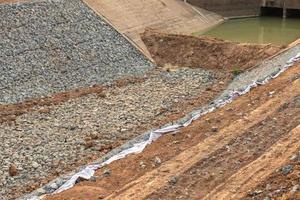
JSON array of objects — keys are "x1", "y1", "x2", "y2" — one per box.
[
  {"x1": 46, "y1": 62, "x2": 300, "y2": 200},
  {"x1": 141, "y1": 29, "x2": 284, "y2": 71},
  {"x1": 0, "y1": 0, "x2": 26, "y2": 3}
]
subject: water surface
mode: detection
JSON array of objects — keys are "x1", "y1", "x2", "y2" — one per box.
[{"x1": 201, "y1": 17, "x2": 300, "y2": 45}]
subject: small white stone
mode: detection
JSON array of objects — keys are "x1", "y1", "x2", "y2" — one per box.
[{"x1": 32, "y1": 162, "x2": 39, "y2": 169}]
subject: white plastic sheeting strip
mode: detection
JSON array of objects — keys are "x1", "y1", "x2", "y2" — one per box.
[
  {"x1": 54, "y1": 124, "x2": 181, "y2": 194},
  {"x1": 54, "y1": 52, "x2": 300, "y2": 195}
]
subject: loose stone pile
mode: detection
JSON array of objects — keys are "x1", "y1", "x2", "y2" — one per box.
[
  {"x1": 0, "y1": 67, "x2": 218, "y2": 199},
  {"x1": 0, "y1": 0, "x2": 153, "y2": 104}
]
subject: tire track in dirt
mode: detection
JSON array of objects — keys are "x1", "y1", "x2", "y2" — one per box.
[
  {"x1": 147, "y1": 95, "x2": 300, "y2": 200},
  {"x1": 0, "y1": 0, "x2": 28, "y2": 3},
  {"x1": 241, "y1": 141, "x2": 300, "y2": 199},
  {"x1": 106, "y1": 79, "x2": 300, "y2": 200},
  {"x1": 246, "y1": 164, "x2": 300, "y2": 199},
  {"x1": 0, "y1": 85, "x2": 105, "y2": 124},
  {"x1": 203, "y1": 126, "x2": 300, "y2": 200}
]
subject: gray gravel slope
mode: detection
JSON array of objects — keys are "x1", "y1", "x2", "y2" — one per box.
[
  {"x1": 0, "y1": 0, "x2": 153, "y2": 104},
  {"x1": 0, "y1": 68, "x2": 217, "y2": 200}
]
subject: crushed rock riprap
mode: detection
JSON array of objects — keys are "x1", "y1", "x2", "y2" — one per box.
[
  {"x1": 0, "y1": 0, "x2": 153, "y2": 104},
  {"x1": 0, "y1": 67, "x2": 220, "y2": 200}
]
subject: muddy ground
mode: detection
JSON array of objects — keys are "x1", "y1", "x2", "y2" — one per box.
[
  {"x1": 141, "y1": 29, "x2": 283, "y2": 71},
  {"x1": 45, "y1": 62, "x2": 300, "y2": 200}
]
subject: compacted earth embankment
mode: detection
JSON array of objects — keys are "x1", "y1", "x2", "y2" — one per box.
[
  {"x1": 0, "y1": 0, "x2": 293, "y2": 200},
  {"x1": 26, "y1": 43, "x2": 300, "y2": 199},
  {"x1": 141, "y1": 29, "x2": 283, "y2": 71},
  {"x1": 46, "y1": 60, "x2": 300, "y2": 200}
]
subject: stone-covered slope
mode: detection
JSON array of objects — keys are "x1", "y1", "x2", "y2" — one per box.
[{"x1": 0, "y1": 0, "x2": 153, "y2": 104}]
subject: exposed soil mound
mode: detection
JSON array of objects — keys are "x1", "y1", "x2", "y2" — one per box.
[
  {"x1": 0, "y1": 85, "x2": 105, "y2": 124},
  {"x1": 141, "y1": 29, "x2": 283, "y2": 71},
  {"x1": 0, "y1": 0, "x2": 24, "y2": 3}
]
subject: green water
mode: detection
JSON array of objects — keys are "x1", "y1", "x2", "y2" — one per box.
[{"x1": 201, "y1": 17, "x2": 300, "y2": 45}]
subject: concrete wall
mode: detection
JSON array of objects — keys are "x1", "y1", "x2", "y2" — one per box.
[
  {"x1": 286, "y1": 0, "x2": 300, "y2": 9},
  {"x1": 262, "y1": 0, "x2": 300, "y2": 9},
  {"x1": 186, "y1": 0, "x2": 261, "y2": 17}
]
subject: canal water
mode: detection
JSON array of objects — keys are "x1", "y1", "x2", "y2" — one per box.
[{"x1": 201, "y1": 17, "x2": 300, "y2": 45}]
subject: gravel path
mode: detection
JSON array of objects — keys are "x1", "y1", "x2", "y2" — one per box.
[
  {"x1": 0, "y1": 68, "x2": 218, "y2": 200},
  {"x1": 0, "y1": 0, "x2": 153, "y2": 104}
]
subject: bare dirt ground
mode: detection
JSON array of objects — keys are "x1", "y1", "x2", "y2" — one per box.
[
  {"x1": 142, "y1": 29, "x2": 284, "y2": 71},
  {"x1": 0, "y1": 0, "x2": 29, "y2": 4},
  {"x1": 0, "y1": 0, "x2": 21, "y2": 3},
  {"x1": 2, "y1": 39, "x2": 283, "y2": 198},
  {"x1": 45, "y1": 61, "x2": 300, "y2": 200},
  {"x1": 0, "y1": 84, "x2": 105, "y2": 124}
]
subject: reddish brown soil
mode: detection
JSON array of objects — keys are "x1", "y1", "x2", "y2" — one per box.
[
  {"x1": 147, "y1": 95, "x2": 300, "y2": 200},
  {"x1": 0, "y1": 0, "x2": 28, "y2": 3},
  {"x1": 141, "y1": 29, "x2": 284, "y2": 71},
  {"x1": 46, "y1": 63, "x2": 300, "y2": 200},
  {"x1": 243, "y1": 149, "x2": 300, "y2": 199},
  {"x1": 2, "y1": 2, "x2": 295, "y2": 200},
  {"x1": 0, "y1": 85, "x2": 105, "y2": 124},
  {"x1": 0, "y1": 77, "x2": 147, "y2": 125}
]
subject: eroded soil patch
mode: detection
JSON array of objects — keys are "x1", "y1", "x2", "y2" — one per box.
[{"x1": 141, "y1": 29, "x2": 283, "y2": 71}]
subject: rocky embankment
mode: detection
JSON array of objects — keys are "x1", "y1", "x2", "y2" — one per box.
[
  {"x1": 0, "y1": 0, "x2": 153, "y2": 104},
  {"x1": 0, "y1": 67, "x2": 228, "y2": 199}
]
